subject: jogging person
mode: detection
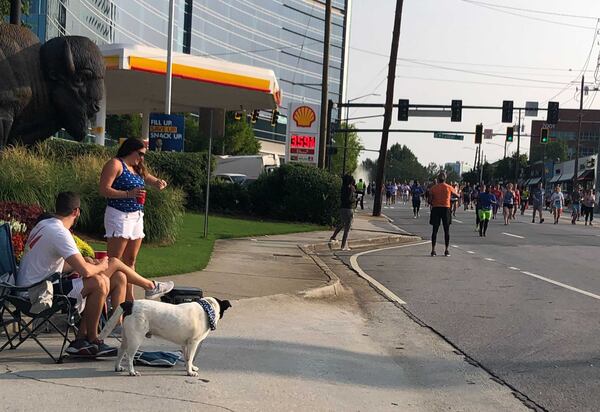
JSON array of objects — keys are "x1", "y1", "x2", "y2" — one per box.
[
  {"x1": 512, "y1": 186, "x2": 521, "y2": 220},
  {"x1": 531, "y1": 182, "x2": 545, "y2": 223},
  {"x1": 550, "y1": 185, "x2": 565, "y2": 224},
  {"x1": 473, "y1": 184, "x2": 481, "y2": 232},
  {"x1": 429, "y1": 172, "x2": 456, "y2": 257},
  {"x1": 502, "y1": 183, "x2": 515, "y2": 225},
  {"x1": 462, "y1": 183, "x2": 471, "y2": 211},
  {"x1": 571, "y1": 186, "x2": 582, "y2": 225},
  {"x1": 356, "y1": 178, "x2": 366, "y2": 210},
  {"x1": 520, "y1": 186, "x2": 529, "y2": 215},
  {"x1": 411, "y1": 180, "x2": 424, "y2": 218},
  {"x1": 491, "y1": 184, "x2": 502, "y2": 219},
  {"x1": 477, "y1": 184, "x2": 497, "y2": 237}
]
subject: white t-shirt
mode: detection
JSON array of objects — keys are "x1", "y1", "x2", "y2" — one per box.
[{"x1": 17, "y1": 218, "x2": 80, "y2": 287}]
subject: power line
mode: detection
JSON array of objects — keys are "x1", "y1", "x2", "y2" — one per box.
[{"x1": 459, "y1": 0, "x2": 599, "y2": 21}]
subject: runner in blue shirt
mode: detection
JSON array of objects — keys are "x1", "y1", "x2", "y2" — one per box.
[
  {"x1": 477, "y1": 184, "x2": 497, "y2": 237},
  {"x1": 411, "y1": 180, "x2": 424, "y2": 218}
]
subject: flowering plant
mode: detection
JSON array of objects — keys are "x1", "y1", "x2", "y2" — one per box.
[
  {"x1": 0, "y1": 219, "x2": 27, "y2": 263},
  {"x1": 0, "y1": 202, "x2": 44, "y2": 264}
]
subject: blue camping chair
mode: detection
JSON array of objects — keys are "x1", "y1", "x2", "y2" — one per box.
[{"x1": 0, "y1": 223, "x2": 78, "y2": 363}]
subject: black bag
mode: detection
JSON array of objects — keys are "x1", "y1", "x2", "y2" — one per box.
[{"x1": 160, "y1": 287, "x2": 203, "y2": 304}]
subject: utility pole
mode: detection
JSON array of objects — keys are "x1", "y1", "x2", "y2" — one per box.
[
  {"x1": 574, "y1": 75, "x2": 584, "y2": 193},
  {"x1": 165, "y1": 0, "x2": 175, "y2": 115},
  {"x1": 373, "y1": 0, "x2": 404, "y2": 217},
  {"x1": 515, "y1": 108, "x2": 522, "y2": 181},
  {"x1": 318, "y1": 0, "x2": 332, "y2": 169},
  {"x1": 10, "y1": 0, "x2": 21, "y2": 25}
]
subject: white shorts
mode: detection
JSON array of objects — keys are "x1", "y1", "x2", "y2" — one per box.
[{"x1": 104, "y1": 206, "x2": 145, "y2": 240}]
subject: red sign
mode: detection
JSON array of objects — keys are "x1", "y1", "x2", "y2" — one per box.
[{"x1": 290, "y1": 135, "x2": 316, "y2": 149}]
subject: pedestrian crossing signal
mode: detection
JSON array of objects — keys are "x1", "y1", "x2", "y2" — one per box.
[
  {"x1": 251, "y1": 109, "x2": 259, "y2": 123},
  {"x1": 270, "y1": 109, "x2": 279, "y2": 126},
  {"x1": 506, "y1": 126, "x2": 514, "y2": 142},
  {"x1": 398, "y1": 99, "x2": 409, "y2": 121},
  {"x1": 234, "y1": 111, "x2": 243, "y2": 121},
  {"x1": 540, "y1": 128, "x2": 549, "y2": 144}
]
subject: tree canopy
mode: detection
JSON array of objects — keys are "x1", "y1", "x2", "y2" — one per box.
[
  {"x1": 329, "y1": 122, "x2": 363, "y2": 176},
  {"x1": 529, "y1": 140, "x2": 568, "y2": 164},
  {"x1": 362, "y1": 143, "x2": 427, "y2": 184}
]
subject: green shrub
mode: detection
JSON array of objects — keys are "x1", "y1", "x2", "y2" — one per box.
[
  {"x1": 35, "y1": 138, "x2": 116, "y2": 159},
  {"x1": 0, "y1": 146, "x2": 184, "y2": 244},
  {"x1": 208, "y1": 182, "x2": 251, "y2": 215},
  {"x1": 248, "y1": 164, "x2": 341, "y2": 225}
]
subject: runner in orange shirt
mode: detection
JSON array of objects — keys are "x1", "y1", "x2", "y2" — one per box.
[{"x1": 429, "y1": 172, "x2": 458, "y2": 257}]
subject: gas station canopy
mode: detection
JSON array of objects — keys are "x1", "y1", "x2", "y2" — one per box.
[{"x1": 99, "y1": 44, "x2": 282, "y2": 114}]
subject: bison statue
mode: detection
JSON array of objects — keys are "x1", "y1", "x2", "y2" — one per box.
[{"x1": 0, "y1": 23, "x2": 105, "y2": 147}]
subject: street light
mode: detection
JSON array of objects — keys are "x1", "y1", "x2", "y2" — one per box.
[{"x1": 342, "y1": 93, "x2": 380, "y2": 175}]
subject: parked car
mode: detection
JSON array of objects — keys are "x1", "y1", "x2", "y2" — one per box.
[{"x1": 215, "y1": 173, "x2": 247, "y2": 185}]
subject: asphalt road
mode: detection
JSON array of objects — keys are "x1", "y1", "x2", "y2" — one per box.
[{"x1": 349, "y1": 201, "x2": 600, "y2": 411}]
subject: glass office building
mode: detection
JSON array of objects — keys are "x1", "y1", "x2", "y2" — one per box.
[{"x1": 24, "y1": 0, "x2": 350, "y2": 145}]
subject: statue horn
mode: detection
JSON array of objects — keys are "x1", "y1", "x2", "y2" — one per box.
[{"x1": 64, "y1": 40, "x2": 75, "y2": 75}]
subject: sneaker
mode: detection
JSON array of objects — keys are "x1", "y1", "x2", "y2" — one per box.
[
  {"x1": 540, "y1": 219, "x2": 545, "y2": 224},
  {"x1": 431, "y1": 251, "x2": 437, "y2": 257},
  {"x1": 444, "y1": 250, "x2": 451, "y2": 257},
  {"x1": 341, "y1": 246, "x2": 351, "y2": 251},
  {"x1": 91, "y1": 339, "x2": 118, "y2": 357},
  {"x1": 66, "y1": 338, "x2": 98, "y2": 357},
  {"x1": 145, "y1": 280, "x2": 175, "y2": 300}
]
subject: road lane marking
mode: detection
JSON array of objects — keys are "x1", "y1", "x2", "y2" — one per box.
[
  {"x1": 451, "y1": 245, "x2": 459, "y2": 248},
  {"x1": 508, "y1": 267, "x2": 520, "y2": 271},
  {"x1": 502, "y1": 232, "x2": 525, "y2": 239},
  {"x1": 349, "y1": 241, "x2": 430, "y2": 305},
  {"x1": 467, "y1": 251, "x2": 475, "y2": 254},
  {"x1": 484, "y1": 258, "x2": 496, "y2": 262},
  {"x1": 520, "y1": 271, "x2": 600, "y2": 301},
  {"x1": 380, "y1": 214, "x2": 412, "y2": 235},
  {"x1": 454, "y1": 219, "x2": 464, "y2": 223}
]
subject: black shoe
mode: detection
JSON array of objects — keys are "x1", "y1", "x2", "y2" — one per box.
[
  {"x1": 444, "y1": 250, "x2": 451, "y2": 257},
  {"x1": 66, "y1": 339, "x2": 98, "y2": 357},
  {"x1": 431, "y1": 251, "x2": 437, "y2": 256},
  {"x1": 92, "y1": 339, "x2": 118, "y2": 357},
  {"x1": 540, "y1": 219, "x2": 544, "y2": 224},
  {"x1": 532, "y1": 219, "x2": 535, "y2": 223}
]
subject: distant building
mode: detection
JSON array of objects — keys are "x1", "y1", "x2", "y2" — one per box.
[{"x1": 445, "y1": 161, "x2": 470, "y2": 177}]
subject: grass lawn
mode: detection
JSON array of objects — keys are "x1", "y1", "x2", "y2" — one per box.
[{"x1": 89, "y1": 213, "x2": 326, "y2": 278}]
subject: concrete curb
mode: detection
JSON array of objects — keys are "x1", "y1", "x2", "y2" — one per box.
[{"x1": 307, "y1": 233, "x2": 420, "y2": 254}]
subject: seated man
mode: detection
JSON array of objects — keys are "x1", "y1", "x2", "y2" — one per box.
[{"x1": 17, "y1": 192, "x2": 174, "y2": 357}]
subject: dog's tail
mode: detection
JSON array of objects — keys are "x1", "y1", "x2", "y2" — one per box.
[{"x1": 98, "y1": 301, "x2": 133, "y2": 341}]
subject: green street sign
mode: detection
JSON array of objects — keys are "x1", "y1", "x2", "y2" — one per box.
[{"x1": 433, "y1": 132, "x2": 464, "y2": 141}]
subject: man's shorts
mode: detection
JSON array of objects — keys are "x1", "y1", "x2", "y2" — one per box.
[
  {"x1": 430, "y1": 207, "x2": 452, "y2": 227},
  {"x1": 503, "y1": 204, "x2": 514, "y2": 210},
  {"x1": 572, "y1": 203, "x2": 581, "y2": 213},
  {"x1": 478, "y1": 208, "x2": 492, "y2": 221},
  {"x1": 53, "y1": 277, "x2": 86, "y2": 313},
  {"x1": 532, "y1": 203, "x2": 543, "y2": 212},
  {"x1": 412, "y1": 198, "x2": 421, "y2": 207}
]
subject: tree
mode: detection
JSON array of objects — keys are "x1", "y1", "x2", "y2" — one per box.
[
  {"x1": 330, "y1": 122, "x2": 363, "y2": 175},
  {"x1": 213, "y1": 112, "x2": 260, "y2": 155},
  {"x1": 443, "y1": 164, "x2": 461, "y2": 183},
  {"x1": 106, "y1": 114, "x2": 142, "y2": 142},
  {"x1": 0, "y1": 0, "x2": 29, "y2": 20},
  {"x1": 426, "y1": 162, "x2": 439, "y2": 180},
  {"x1": 362, "y1": 158, "x2": 377, "y2": 182},
  {"x1": 384, "y1": 143, "x2": 427, "y2": 183},
  {"x1": 529, "y1": 140, "x2": 568, "y2": 163},
  {"x1": 462, "y1": 161, "x2": 493, "y2": 185}
]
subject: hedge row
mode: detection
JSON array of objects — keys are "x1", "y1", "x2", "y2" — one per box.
[{"x1": 0, "y1": 146, "x2": 185, "y2": 244}]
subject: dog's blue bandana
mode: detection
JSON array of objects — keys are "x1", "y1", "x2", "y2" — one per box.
[{"x1": 198, "y1": 299, "x2": 216, "y2": 330}]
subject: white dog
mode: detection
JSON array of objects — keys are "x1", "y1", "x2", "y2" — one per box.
[{"x1": 99, "y1": 297, "x2": 232, "y2": 376}]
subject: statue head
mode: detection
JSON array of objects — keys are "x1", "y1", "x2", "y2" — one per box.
[{"x1": 40, "y1": 36, "x2": 105, "y2": 140}]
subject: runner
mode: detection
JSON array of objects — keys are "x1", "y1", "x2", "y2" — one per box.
[
  {"x1": 571, "y1": 185, "x2": 582, "y2": 225},
  {"x1": 583, "y1": 188, "x2": 596, "y2": 226},
  {"x1": 520, "y1": 186, "x2": 529, "y2": 215},
  {"x1": 473, "y1": 184, "x2": 481, "y2": 231},
  {"x1": 429, "y1": 172, "x2": 456, "y2": 257},
  {"x1": 462, "y1": 183, "x2": 471, "y2": 211},
  {"x1": 550, "y1": 185, "x2": 565, "y2": 224},
  {"x1": 477, "y1": 184, "x2": 497, "y2": 237},
  {"x1": 491, "y1": 184, "x2": 502, "y2": 220},
  {"x1": 502, "y1": 183, "x2": 515, "y2": 226},
  {"x1": 531, "y1": 182, "x2": 545, "y2": 224},
  {"x1": 451, "y1": 183, "x2": 459, "y2": 217},
  {"x1": 512, "y1": 186, "x2": 521, "y2": 219},
  {"x1": 411, "y1": 180, "x2": 424, "y2": 218},
  {"x1": 385, "y1": 181, "x2": 392, "y2": 205}
]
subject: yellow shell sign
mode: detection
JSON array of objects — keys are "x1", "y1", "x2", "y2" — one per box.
[{"x1": 292, "y1": 105, "x2": 317, "y2": 128}]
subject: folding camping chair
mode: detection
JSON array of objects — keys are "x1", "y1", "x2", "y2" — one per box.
[{"x1": 0, "y1": 223, "x2": 78, "y2": 363}]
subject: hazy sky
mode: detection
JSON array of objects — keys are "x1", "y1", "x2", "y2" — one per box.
[{"x1": 347, "y1": 0, "x2": 600, "y2": 168}]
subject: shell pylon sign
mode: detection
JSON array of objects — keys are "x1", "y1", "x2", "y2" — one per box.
[{"x1": 286, "y1": 103, "x2": 320, "y2": 165}]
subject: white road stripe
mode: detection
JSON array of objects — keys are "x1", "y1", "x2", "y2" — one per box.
[
  {"x1": 508, "y1": 267, "x2": 520, "y2": 271},
  {"x1": 451, "y1": 245, "x2": 460, "y2": 248},
  {"x1": 484, "y1": 258, "x2": 496, "y2": 262},
  {"x1": 467, "y1": 251, "x2": 475, "y2": 254},
  {"x1": 520, "y1": 271, "x2": 600, "y2": 301},
  {"x1": 349, "y1": 241, "x2": 430, "y2": 305},
  {"x1": 454, "y1": 219, "x2": 464, "y2": 223},
  {"x1": 502, "y1": 232, "x2": 525, "y2": 239}
]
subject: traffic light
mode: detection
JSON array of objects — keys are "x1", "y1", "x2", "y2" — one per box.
[
  {"x1": 251, "y1": 109, "x2": 259, "y2": 123},
  {"x1": 506, "y1": 126, "x2": 514, "y2": 142},
  {"x1": 475, "y1": 123, "x2": 483, "y2": 144},
  {"x1": 451, "y1": 99, "x2": 462, "y2": 122},
  {"x1": 270, "y1": 109, "x2": 279, "y2": 126},
  {"x1": 398, "y1": 99, "x2": 409, "y2": 121},
  {"x1": 547, "y1": 101, "x2": 559, "y2": 124},
  {"x1": 234, "y1": 111, "x2": 243, "y2": 121},
  {"x1": 502, "y1": 100, "x2": 513, "y2": 123},
  {"x1": 540, "y1": 128, "x2": 549, "y2": 144}
]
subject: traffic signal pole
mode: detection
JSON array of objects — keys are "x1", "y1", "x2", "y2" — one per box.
[
  {"x1": 515, "y1": 108, "x2": 522, "y2": 181},
  {"x1": 318, "y1": 0, "x2": 332, "y2": 169},
  {"x1": 373, "y1": 0, "x2": 404, "y2": 217},
  {"x1": 574, "y1": 75, "x2": 584, "y2": 192}
]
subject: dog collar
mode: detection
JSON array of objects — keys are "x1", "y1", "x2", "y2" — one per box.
[{"x1": 198, "y1": 299, "x2": 216, "y2": 330}]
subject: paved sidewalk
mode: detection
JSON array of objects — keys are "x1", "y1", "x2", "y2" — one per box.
[{"x1": 0, "y1": 211, "x2": 528, "y2": 411}]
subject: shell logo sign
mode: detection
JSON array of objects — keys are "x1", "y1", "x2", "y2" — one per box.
[
  {"x1": 292, "y1": 105, "x2": 317, "y2": 128},
  {"x1": 287, "y1": 103, "x2": 320, "y2": 166}
]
